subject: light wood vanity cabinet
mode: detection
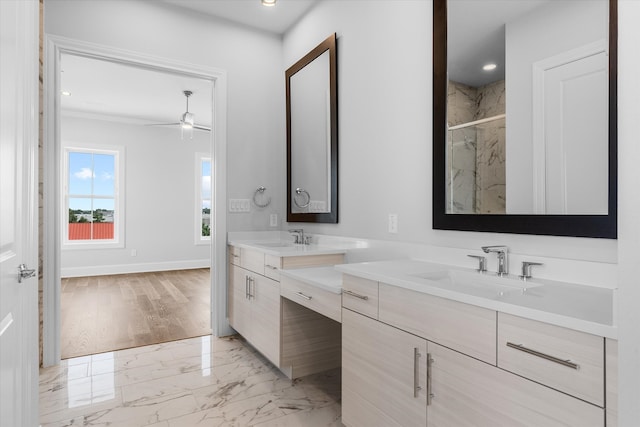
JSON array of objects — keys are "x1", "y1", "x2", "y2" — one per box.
[
  {"x1": 342, "y1": 308, "x2": 427, "y2": 427},
  {"x1": 228, "y1": 264, "x2": 280, "y2": 365},
  {"x1": 342, "y1": 279, "x2": 610, "y2": 427},
  {"x1": 228, "y1": 244, "x2": 345, "y2": 377}
]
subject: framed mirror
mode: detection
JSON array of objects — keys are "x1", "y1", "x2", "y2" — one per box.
[
  {"x1": 286, "y1": 33, "x2": 338, "y2": 223},
  {"x1": 433, "y1": 0, "x2": 617, "y2": 238}
]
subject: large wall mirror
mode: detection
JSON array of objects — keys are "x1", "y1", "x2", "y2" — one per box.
[
  {"x1": 286, "y1": 33, "x2": 338, "y2": 223},
  {"x1": 433, "y1": 0, "x2": 617, "y2": 238}
]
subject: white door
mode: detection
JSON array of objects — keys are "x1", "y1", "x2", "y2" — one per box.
[
  {"x1": 542, "y1": 51, "x2": 609, "y2": 214},
  {"x1": 0, "y1": 0, "x2": 40, "y2": 426}
]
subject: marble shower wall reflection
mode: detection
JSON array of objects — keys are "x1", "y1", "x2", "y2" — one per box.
[{"x1": 447, "y1": 80, "x2": 506, "y2": 214}]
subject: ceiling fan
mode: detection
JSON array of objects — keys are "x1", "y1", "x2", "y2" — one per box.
[{"x1": 147, "y1": 90, "x2": 211, "y2": 133}]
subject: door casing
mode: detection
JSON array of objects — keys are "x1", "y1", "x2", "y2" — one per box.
[{"x1": 43, "y1": 36, "x2": 232, "y2": 366}]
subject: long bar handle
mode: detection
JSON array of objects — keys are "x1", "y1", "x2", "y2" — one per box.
[
  {"x1": 265, "y1": 265, "x2": 279, "y2": 270},
  {"x1": 248, "y1": 277, "x2": 255, "y2": 299},
  {"x1": 245, "y1": 276, "x2": 249, "y2": 299},
  {"x1": 427, "y1": 353, "x2": 434, "y2": 405},
  {"x1": 506, "y1": 342, "x2": 579, "y2": 370},
  {"x1": 413, "y1": 348, "x2": 422, "y2": 398},
  {"x1": 343, "y1": 290, "x2": 369, "y2": 300},
  {"x1": 295, "y1": 291, "x2": 312, "y2": 301}
]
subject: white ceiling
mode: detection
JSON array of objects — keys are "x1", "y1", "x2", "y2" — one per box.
[
  {"x1": 60, "y1": 0, "x2": 318, "y2": 127},
  {"x1": 60, "y1": 0, "x2": 551, "y2": 123},
  {"x1": 448, "y1": 0, "x2": 550, "y2": 88},
  {"x1": 160, "y1": 0, "x2": 318, "y2": 35},
  {"x1": 60, "y1": 54, "x2": 213, "y2": 127}
]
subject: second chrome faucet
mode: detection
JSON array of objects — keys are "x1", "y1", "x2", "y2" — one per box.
[{"x1": 481, "y1": 245, "x2": 509, "y2": 276}]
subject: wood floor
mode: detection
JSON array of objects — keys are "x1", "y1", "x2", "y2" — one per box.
[{"x1": 61, "y1": 268, "x2": 211, "y2": 360}]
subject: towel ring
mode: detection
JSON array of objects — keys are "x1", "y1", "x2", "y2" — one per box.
[
  {"x1": 294, "y1": 188, "x2": 310, "y2": 208},
  {"x1": 253, "y1": 186, "x2": 271, "y2": 208}
]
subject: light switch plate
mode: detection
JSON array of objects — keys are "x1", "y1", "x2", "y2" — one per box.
[
  {"x1": 270, "y1": 214, "x2": 278, "y2": 227},
  {"x1": 229, "y1": 199, "x2": 251, "y2": 213}
]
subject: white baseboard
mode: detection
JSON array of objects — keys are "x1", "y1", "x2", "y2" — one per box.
[{"x1": 61, "y1": 259, "x2": 210, "y2": 278}]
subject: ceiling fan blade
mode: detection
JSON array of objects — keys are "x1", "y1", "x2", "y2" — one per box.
[{"x1": 193, "y1": 124, "x2": 211, "y2": 132}]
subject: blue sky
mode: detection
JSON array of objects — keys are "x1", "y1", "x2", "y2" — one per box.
[
  {"x1": 202, "y1": 159, "x2": 211, "y2": 209},
  {"x1": 68, "y1": 152, "x2": 115, "y2": 211}
]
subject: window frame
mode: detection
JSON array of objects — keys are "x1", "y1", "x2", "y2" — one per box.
[
  {"x1": 61, "y1": 144, "x2": 125, "y2": 250},
  {"x1": 195, "y1": 153, "x2": 212, "y2": 245}
]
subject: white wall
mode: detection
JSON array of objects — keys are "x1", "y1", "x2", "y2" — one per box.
[
  {"x1": 283, "y1": 0, "x2": 615, "y2": 264},
  {"x1": 616, "y1": 1, "x2": 640, "y2": 423},
  {"x1": 45, "y1": 0, "x2": 286, "y2": 232},
  {"x1": 505, "y1": 0, "x2": 608, "y2": 213},
  {"x1": 283, "y1": 0, "x2": 640, "y2": 422},
  {"x1": 59, "y1": 115, "x2": 210, "y2": 276}
]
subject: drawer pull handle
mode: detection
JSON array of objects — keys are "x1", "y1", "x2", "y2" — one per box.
[
  {"x1": 265, "y1": 265, "x2": 278, "y2": 270},
  {"x1": 343, "y1": 290, "x2": 369, "y2": 300},
  {"x1": 427, "y1": 353, "x2": 435, "y2": 405},
  {"x1": 295, "y1": 291, "x2": 312, "y2": 300},
  {"x1": 413, "y1": 348, "x2": 422, "y2": 398},
  {"x1": 506, "y1": 342, "x2": 579, "y2": 370}
]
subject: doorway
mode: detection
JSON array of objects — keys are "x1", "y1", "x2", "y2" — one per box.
[
  {"x1": 58, "y1": 53, "x2": 213, "y2": 359},
  {"x1": 43, "y1": 37, "x2": 231, "y2": 366}
]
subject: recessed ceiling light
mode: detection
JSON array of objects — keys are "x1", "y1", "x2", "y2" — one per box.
[
  {"x1": 482, "y1": 63, "x2": 497, "y2": 71},
  {"x1": 61, "y1": 91, "x2": 72, "y2": 96},
  {"x1": 261, "y1": 0, "x2": 276, "y2": 6}
]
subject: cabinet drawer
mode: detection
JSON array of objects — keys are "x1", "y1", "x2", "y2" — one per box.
[
  {"x1": 497, "y1": 313, "x2": 604, "y2": 406},
  {"x1": 429, "y1": 341, "x2": 604, "y2": 427},
  {"x1": 228, "y1": 245, "x2": 241, "y2": 266},
  {"x1": 281, "y1": 276, "x2": 341, "y2": 323},
  {"x1": 342, "y1": 274, "x2": 379, "y2": 319},
  {"x1": 378, "y1": 283, "x2": 496, "y2": 364},
  {"x1": 264, "y1": 254, "x2": 281, "y2": 281},
  {"x1": 240, "y1": 247, "x2": 264, "y2": 275},
  {"x1": 281, "y1": 253, "x2": 345, "y2": 270}
]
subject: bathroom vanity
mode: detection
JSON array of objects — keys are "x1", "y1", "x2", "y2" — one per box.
[
  {"x1": 227, "y1": 241, "x2": 345, "y2": 378},
  {"x1": 227, "y1": 239, "x2": 617, "y2": 426},
  {"x1": 337, "y1": 260, "x2": 617, "y2": 427}
]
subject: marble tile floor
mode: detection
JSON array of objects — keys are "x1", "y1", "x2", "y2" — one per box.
[{"x1": 39, "y1": 335, "x2": 342, "y2": 426}]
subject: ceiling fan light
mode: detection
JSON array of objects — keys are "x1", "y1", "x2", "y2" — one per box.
[{"x1": 181, "y1": 112, "x2": 195, "y2": 128}]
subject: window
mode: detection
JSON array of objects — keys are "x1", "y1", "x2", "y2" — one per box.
[
  {"x1": 63, "y1": 146, "x2": 123, "y2": 248},
  {"x1": 197, "y1": 154, "x2": 212, "y2": 243}
]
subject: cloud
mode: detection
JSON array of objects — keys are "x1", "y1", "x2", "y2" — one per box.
[
  {"x1": 100, "y1": 172, "x2": 113, "y2": 181},
  {"x1": 74, "y1": 168, "x2": 94, "y2": 179},
  {"x1": 202, "y1": 176, "x2": 211, "y2": 196}
]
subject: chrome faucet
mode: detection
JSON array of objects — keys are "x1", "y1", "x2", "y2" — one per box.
[
  {"x1": 481, "y1": 245, "x2": 509, "y2": 276},
  {"x1": 288, "y1": 228, "x2": 305, "y2": 244}
]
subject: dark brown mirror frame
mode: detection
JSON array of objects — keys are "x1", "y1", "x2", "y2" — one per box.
[
  {"x1": 432, "y1": 0, "x2": 617, "y2": 238},
  {"x1": 286, "y1": 33, "x2": 338, "y2": 224}
]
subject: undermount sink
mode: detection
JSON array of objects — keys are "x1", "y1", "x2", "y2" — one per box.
[{"x1": 412, "y1": 269, "x2": 542, "y2": 298}]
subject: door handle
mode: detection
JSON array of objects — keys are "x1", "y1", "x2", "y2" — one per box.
[{"x1": 18, "y1": 264, "x2": 36, "y2": 283}]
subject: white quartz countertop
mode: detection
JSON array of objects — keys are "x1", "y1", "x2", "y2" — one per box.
[
  {"x1": 228, "y1": 240, "x2": 349, "y2": 257},
  {"x1": 279, "y1": 267, "x2": 343, "y2": 294},
  {"x1": 335, "y1": 259, "x2": 616, "y2": 339}
]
